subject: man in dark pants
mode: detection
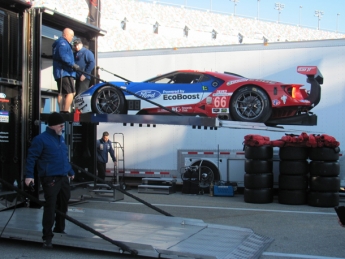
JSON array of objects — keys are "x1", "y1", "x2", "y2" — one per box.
[
  {"x1": 25, "y1": 112, "x2": 75, "y2": 248},
  {"x1": 73, "y1": 38, "x2": 95, "y2": 95},
  {"x1": 96, "y1": 131, "x2": 116, "y2": 182}
]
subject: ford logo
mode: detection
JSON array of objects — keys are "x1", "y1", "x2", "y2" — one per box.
[{"x1": 135, "y1": 90, "x2": 161, "y2": 99}]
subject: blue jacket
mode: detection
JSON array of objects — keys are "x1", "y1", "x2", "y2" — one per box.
[
  {"x1": 74, "y1": 47, "x2": 95, "y2": 80},
  {"x1": 25, "y1": 127, "x2": 75, "y2": 178},
  {"x1": 52, "y1": 36, "x2": 76, "y2": 80},
  {"x1": 96, "y1": 138, "x2": 116, "y2": 164}
]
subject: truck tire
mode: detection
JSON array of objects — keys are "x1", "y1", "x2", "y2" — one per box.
[
  {"x1": 244, "y1": 173, "x2": 273, "y2": 189},
  {"x1": 245, "y1": 145, "x2": 273, "y2": 160},
  {"x1": 309, "y1": 176, "x2": 340, "y2": 192},
  {"x1": 309, "y1": 161, "x2": 340, "y2": 177},
  {"x1": 245, "y1": 159, "x2": 273, "y2": 174},
  {"x1": 279, "y1": 175, "x2": 308, "y2": 190},
  {"x1": 230, "y1": 86, "x2": 272, "y2": 123},
  {"x1": 279, "y1": 147, "x2": 309, "y2": 160},
  {"x1": 309, "y1": 147, "x2": 340, "y2": 161},
  {"x1": 308, "y1": 191, "x2": 339, "y2": 207},
  {"x1": 278, "y1": 189, "x2": 307, "y2": 205},
  {"x1": 244, "y1": 188, "x2": 273, "y2": 204},
  {"x1": 279, "y1": 160, "x2": 309, "y2": 175},
  {"x1": 190, "y1": 161, "x2": 219, "y2": 190}
]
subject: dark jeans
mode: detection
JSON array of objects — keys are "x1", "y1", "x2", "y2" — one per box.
[
  {"x1": 76, "y1": 79, "x2": 90, "y2": 95},
  {"x1": 41, "y1": 176, "x2": 70, "y2": 241},
  {"x1": 97, "y1": 161, "x2": 106, "y2": 181}
]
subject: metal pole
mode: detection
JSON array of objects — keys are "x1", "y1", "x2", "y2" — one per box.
[
  {"x1": 299, "y1": 6, "x2": 302, "y2": 26},
  {"x1": 274, "y1": 3, "x2": 285, "y2": 24},
  {"x1": 337, "y1": 13, "x2": 340, "y2": 32},
  {"x1": 230, "y1": 0, "x2": 239, "y2": 16},
  {"x1": 315, "y1": 10, "x2": 324, "y2": 30},
  {"x1": 257, "y1": 0, "x2": 260, "y2": 20}
]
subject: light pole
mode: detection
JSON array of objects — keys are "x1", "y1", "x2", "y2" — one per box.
[
  {"x1": 230, "y1": 0, "x2": 239, "y2": 16},
  {"x1": 257, "y1": 0, "x2": 260, "y2": 20},
  {"x1": 299, "y1": 6, "x2": 302, "y2": 26},
  {"x1": 274, "y1": 3, "x2": 285, "y2": 23},
  {"x1": 314, "y1": 10, "x2": 324, "y2": 30},
  {"x1": 337, "y1": 13, "x2": 340, "y2": 32}
]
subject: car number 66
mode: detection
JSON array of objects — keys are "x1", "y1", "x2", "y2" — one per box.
[{"x1": 214, "y1": 97, "x2": 227, "y2": 108}]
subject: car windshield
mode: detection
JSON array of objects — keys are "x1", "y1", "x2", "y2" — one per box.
[{"x1": 145, "y1": 72, "x2": 209, "y2": 84}]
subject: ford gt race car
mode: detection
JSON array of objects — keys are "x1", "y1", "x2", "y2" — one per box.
[{"x1": 74, "y1": 66, "x2": 323, "y2": 125}]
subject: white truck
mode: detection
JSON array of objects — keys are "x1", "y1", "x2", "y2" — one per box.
[{"x1": 96, "y1": 38, "x2": 345, "y2": 189}]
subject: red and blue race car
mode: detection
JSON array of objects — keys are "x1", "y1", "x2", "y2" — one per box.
[{"x1": 74, "y1": 66, "x2": 323, "y2": 125}]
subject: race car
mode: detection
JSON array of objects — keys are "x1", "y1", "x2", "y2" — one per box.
[{"x1": 74, "y1": 66, "x2": 323, "y2": 125}]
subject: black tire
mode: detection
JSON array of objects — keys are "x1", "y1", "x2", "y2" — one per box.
[
  {"x1": 278, "y1": 189, "x2": 307, "y2": 205},
  {"x1": 309, "y1": 147, "x2": 340, "y2": 161},
  {"x1": 279, "y1": 160, "x2": 309, "y2": 175},
  {"x1": 309, "y1": 176, "x2": 340, "y2": 192},
  {"x1": 279, "y1": 175, "x2": 308, "y2": 190},
  {"x1": 230, "y1": 86, "x2": 272, "y2": 122},
  {"x1": 191, "y1": 161, "x2": 219, "y2": 189},
  {"x1": 308, "y1": 191, "x2": 339, "y2": 207},
  {"x1": 244, "y1": 173, "x2": 273, "y2": 189},
  {"x1": 309, "y1": 161, "x2": 340, "y2": 177},
  {"x1": 279, "y1": 147, "x2": 309, "y2": 160},
  {"x1": 244, "y1": 188, "x2": 273, "y2": 204},
  {"x1": 245, "y1": 145, "x2": 273, "y2": 160},
  {"x1": 91, "y1": 86, "x2": 127, "y2": 114},
  {"x1": 245, "y1": 159, "x2": 273, "y2": 174}
]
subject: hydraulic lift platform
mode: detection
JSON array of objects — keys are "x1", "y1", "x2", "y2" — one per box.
[{"x1": 0, "y1": 206, "x2": 273, "y2": 258}]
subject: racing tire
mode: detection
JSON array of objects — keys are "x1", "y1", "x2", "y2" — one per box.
[
  {"x1": 91, "y1": 85, "x2": 127, "y2": 114},
  {"x1": 309, "y1": 161, "x2": 340, "y2": 177},
  {"x1": 230, "y1": 86, "x2": 272, "y2": 123},
  {"x1": 244, "y1": 173, "x2": 273, "y2": 189},
  {"x1": 245, "y1": 159, "x2": 273, "y2": 174},
  {"x1": 244, "y1": 188, "x2": 273, "y2": 204},
  {"x1": 245, "y1": 145, "x2": 273, "y2": 160},
  {"x1": 278, "y1": 189, "x2": 307, "y2": 205},
  {"x1": 279, "y1": 160, "x2": 309, "y2": 175},
  {"x1": 279, "y1": 175, "x2": 308, "y2": 190},
  {"x1": 307, "y1": 191, "x2": 339, "y2": 207},
  {"x1": 309, "y1": 176, "x2": 340, "y2": 192},
  {"x1": 309, "y1": 147, "x2": 340, "y2": 161},
  {"x1": 279, "y1": 147, "x2": 309, "y2": 160}
]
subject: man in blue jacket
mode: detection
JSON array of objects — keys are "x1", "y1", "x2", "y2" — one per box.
[
  {"x1": 97, "y1": 131, "x2": 117, "y2": 181},
  {"x1": 73, "y1": 38, "x2": 95, "y2": 95},
  {"x1": 25, "y1": 112, "x2": 75, "y2": 248},
  {"x1": 52, "y1": 28, "x2": 79, "y2": 113}
]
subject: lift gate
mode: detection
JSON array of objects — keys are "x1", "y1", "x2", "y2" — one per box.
[{"x1": 0, "y1": 207, "x2": 273, "y2": 258}]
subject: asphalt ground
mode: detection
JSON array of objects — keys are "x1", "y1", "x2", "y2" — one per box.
[{"x1": 0, "y1": 186, "x2": 344, "y2": 259}]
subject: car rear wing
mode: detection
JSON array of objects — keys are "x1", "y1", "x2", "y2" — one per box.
[{"x1": 297, "y1": 66, "x2": 323, "y2": 85}]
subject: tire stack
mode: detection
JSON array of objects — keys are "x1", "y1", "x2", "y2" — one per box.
[
  {"x1": 308, "y1": 147, "x2": 341, "y2": 207},
  {"x1": 278, "y1": 147, "x2": 309, "y2": 205},
  {"x1": 244, "y1": 145, "x2": 274, "y2": 204}
]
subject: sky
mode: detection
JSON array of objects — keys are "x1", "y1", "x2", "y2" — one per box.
[{"x1": 140, "y1": 0, "x2": 345, "y2": 33}]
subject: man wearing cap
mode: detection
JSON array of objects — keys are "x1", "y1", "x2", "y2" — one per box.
[
  {"x1": 96, "y1": 131, "x2": 117, "y2": 182},
  {"x1": 73, "y1": 38, "x2": 95, "y2": 95},
  {"x1": 25, "y1": 112, "x2": 75, "y2": 248}
]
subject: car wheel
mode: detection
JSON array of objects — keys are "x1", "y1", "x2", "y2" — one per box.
[
  {"x1": 91, "y1": 86, "x2": 127, "y2": 114},
  {"x1": 191, "y1": 161, "x2": 219, "y2": 189},
  {"x1": 230, "y1": 86, "x2": 272, "y2": 122}
]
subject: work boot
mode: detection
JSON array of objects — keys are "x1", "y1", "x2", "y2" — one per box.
[{"x1": 42, "y1": 239, "x2": 53, "y2": 248}]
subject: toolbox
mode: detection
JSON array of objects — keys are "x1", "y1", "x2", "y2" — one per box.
[{"x1": 213, "y1": 182, "x2": 237, "y2": 197}]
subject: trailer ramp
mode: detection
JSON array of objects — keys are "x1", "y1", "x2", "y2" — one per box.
[{"x1": 0, "y1": 207, "x2": 273, "y2": 258}]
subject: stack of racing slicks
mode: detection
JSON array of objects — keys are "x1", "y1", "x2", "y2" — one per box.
[{"x1": 244, "y1": 133, "x2": 341, "y2": 207}]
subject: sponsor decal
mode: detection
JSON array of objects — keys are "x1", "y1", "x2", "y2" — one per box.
[
  {"x1": 299, "y1": 100, "x2": 310, "y2": 103},
  {"x1": 213, "y1": 90, "x2": 232, "y2": 97},
  {"x1": 212, "y1": 81, "x2": 218, "y2": 87},
  {"x1": 212, "y1": 108, "x2": 229, "y2": 113},
  {"x1": 136, "y1": 90, "x2": 161, "y2": 99},
  {"x1": 280, "y1": 95, "x2": 287, "y2": 104},
  {"x1": 272, "y1": 99, "x2": 280, "y2": 106},
  {"x1": 250, "y1": 79, "x2": 276, "y2": 84},
  {"x1": 213, "y1": 108, "x2": 220, "y2": 112},
  {"x1": 297, "y1": 66, "x2": 315, "y2": 73},
  {"x1": 172, "y1": 107, "x2": 193, "y2": 112},
  {"x1": 226, "y1": 78, "x2": 248, "y2": 85},
  {"x1": 162, "y1": 90, "x2": 185, "y2": 94},
  {"x1": 74, "y1": 97, "x2": 84, "y2": 104},
  {"x1": 163, "y1": 94, "x2": 200, "y2": 100},
  {"x1": 202, "y1": 86, "x2": 208, "y2": 91},
  {"x1": 0, "y1": 110, "x2": 9, "y2": 123}
]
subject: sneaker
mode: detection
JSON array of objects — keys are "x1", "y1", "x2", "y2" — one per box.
[{"x1": 43, "y1": 240, "x2": 53, "y2": 248}]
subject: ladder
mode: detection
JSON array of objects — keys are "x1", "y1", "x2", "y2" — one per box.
[{"x1": 112, "y1": 133, "x2": 125, "y2": 188}]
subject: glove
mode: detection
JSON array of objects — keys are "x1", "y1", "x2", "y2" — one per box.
[{"x1": 72, "y1": 64, "x2": 80, "y2": 71}]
